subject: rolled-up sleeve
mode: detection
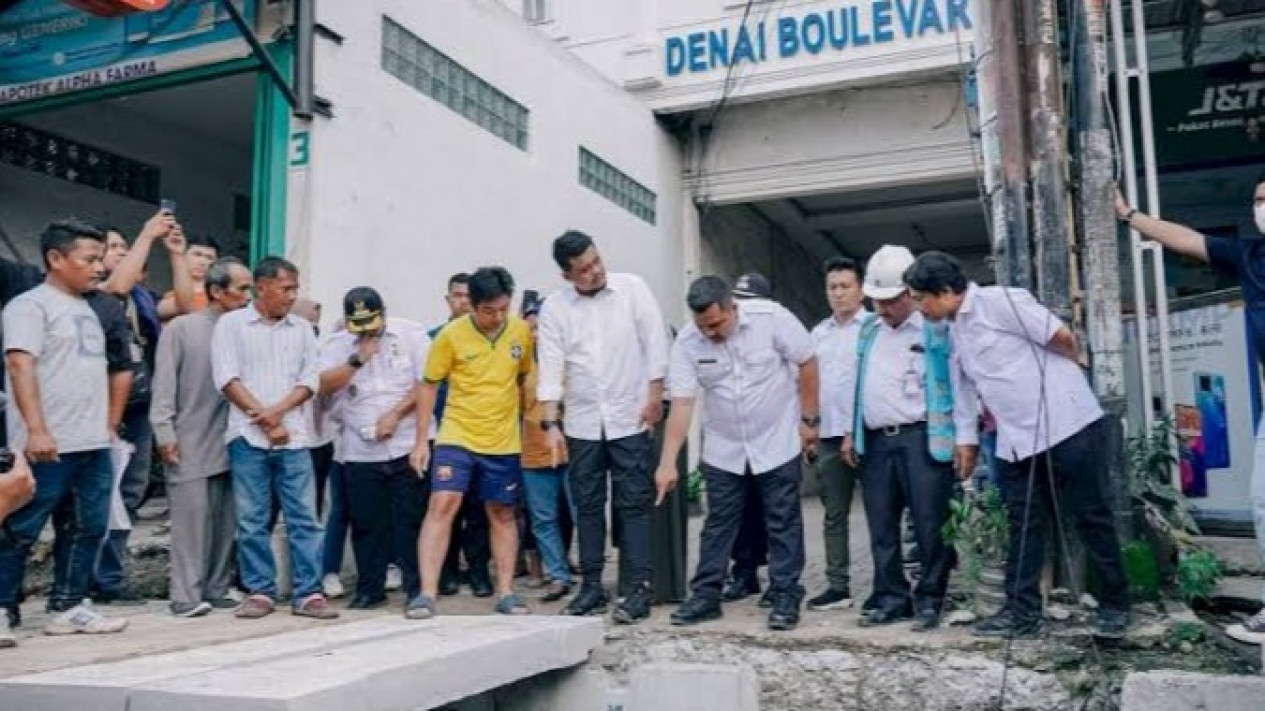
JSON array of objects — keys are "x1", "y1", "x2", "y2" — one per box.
[
  {"x1": 535, "y1": 298, "x2": 566, "y2": 402},
  {"x1": 150, "y1": 323, "x2": 181, "y2": 447},
  {"x1": 667, "y1": 337, "x2": 699, "y2": 400},
  {"x1": 210, "y1": 315, "x2": 239, "y2": 391},
  {"x1": 296, "y1": 326, "x2": 320, "y2": 395},
  {"x1": 950, "y1": 349, "x2": 980, "y2": 446},
  {"x1": 633, "y1": 277, "x2": 669, "y2": 381}
]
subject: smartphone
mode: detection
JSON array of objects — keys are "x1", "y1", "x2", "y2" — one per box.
[
  {"x1": 160, "y1": 198, "x2": 178, "y2": 214},
  {"x1": 1195, "y1": 372, "x2": 1230, "y2": 469}
]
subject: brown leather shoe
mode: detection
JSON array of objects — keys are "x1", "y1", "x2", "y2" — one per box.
[
  {"x1": 235, "y1": 594, "x2": 275, "y2": 620},
  {"x1": 293, "y1": 594, "x2": 340, "y2": 620}
]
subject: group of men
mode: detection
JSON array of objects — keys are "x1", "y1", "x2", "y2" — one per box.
[{"x1": 9, "y1": 196, "x2": 1208, "y2": 644}]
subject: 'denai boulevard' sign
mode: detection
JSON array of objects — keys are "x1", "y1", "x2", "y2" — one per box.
[{"x1": 664, "y1": 0, "x2": 971, "y2": 77}]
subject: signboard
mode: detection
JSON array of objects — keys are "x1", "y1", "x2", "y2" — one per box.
[
  {"x1": 1141, "y1": 61, "x2": 1265, "y2": 169},
  {"x1": 1123, "y1": 294, "x2": 1261, "y2": 529},
  {"x1": 663, "y1": 0, "x2": 971, "y2": 78},
  {"x1": 0, "y1": 0, "x2": 255, "y2": 106}
]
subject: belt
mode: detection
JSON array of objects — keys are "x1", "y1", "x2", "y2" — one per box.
[{"x1": 865, "y1": 421, "x2": 927, "y2": 437}]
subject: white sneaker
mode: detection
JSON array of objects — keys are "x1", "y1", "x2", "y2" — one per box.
[
  {"x1": 385, "y1": 565, "x2": 403, "y2": 592},
  {"x1": 1226, "y1": 609, "x2": 1265, "y2": 645},
  {"x1": 226, "y1": 587, "x2": 246, "y2": 604},
  {"x1": 0, "y1": 614, "x2": 15, "y2": 648},
  {"x1": 44, "y1": 600, "x2": 128, "y2": 636},
  {"x1": 322, "y1": 573, "x2": 346, "y2": 599}
]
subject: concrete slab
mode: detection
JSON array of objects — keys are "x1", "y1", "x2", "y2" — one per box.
[
  {"x1": 628, "y1": 663, "x2": 759, "y2": 711},
  {"x1": 0, "y1": 616, "x2": 603, "y2": 711},
  {"x1": 1121, "y1": 670, "x2": 1265, "y2": 711}
]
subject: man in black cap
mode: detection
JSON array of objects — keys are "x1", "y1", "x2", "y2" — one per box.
[{"x1": 317, "y1": 288, "x2": 432, "y2": 609}]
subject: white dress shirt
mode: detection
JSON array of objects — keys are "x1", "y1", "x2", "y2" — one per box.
[
  {"x1": 319, "y1": 319, "x2": 431, "y2": 463},
  {"x1": 859, "y1": 311, "x2": 979, "y2": 445},
  {"x1": 211, "y1": 304, "x2": 320, "y2": 450},
  {"x1": 951, "y1": 283, "x2": 1103, "y2": 462},
  {"x1": 669, "y1": 299, "x2": 814, "y2": 475},
  {"x1": 536, "y1": 272, "x2": 669, "y2": 441},
  {"x1": 813, "y1": 309, "x2": 870, "y2": 439}
]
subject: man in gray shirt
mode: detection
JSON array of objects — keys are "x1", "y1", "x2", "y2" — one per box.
[
  {"x1": 0, "y1": 220, "x2": 129, "y2": 647},
  {"x1": 151, "y1": 258, "x2": 253, "y2": 618}
]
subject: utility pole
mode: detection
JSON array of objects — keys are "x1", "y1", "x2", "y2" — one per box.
[{"x1": 976, "y1": 0, "x2": 1032, "y2": 289}]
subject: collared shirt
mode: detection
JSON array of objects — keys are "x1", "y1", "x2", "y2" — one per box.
[
  {"x1": 952, "y1": 283, "x2": 1102, "y2": 462},
  {"x1": 859, "y1": 311, "x2": 979, "y2": 445},
  {"x1": 211, "y1": 304, "x2": 320, "y2": 450},
  {"x1": 812, "y1": 309, "x2": 869, "y2": 439},
  {"x1": 669, "y1": 299, "x2": 813, "y2": 475},
  {"x1": 320, "y1": 319, "x2": 431, "y2": 463},
  {"x1": 536, "y1": 272, "x2": 669, "y2": 442},
  {"x1": 150, "y1": 309, "x2": 229, "y2": 482}
]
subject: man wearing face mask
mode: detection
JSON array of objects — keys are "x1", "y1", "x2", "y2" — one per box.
[{"x1": 1117, "y1": 177, "x2": 1265, "y2": 644}]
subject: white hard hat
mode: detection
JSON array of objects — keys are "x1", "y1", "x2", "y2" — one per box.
[{"x1": 863, "y1": 245, "x2": 916, "y2": 300}]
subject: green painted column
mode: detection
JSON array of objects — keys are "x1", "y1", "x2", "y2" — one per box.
[{"x1": 250, "y1": 41, "x2": 293, "y2": 264}]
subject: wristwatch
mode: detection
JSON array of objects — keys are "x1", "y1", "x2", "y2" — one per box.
[
  {"x1": 801, "y1": 415, "x2": 821, "y2": 428},
  {"x1": 540, "y1": 419, "x2": 561, "y2": 432},
  {"x1": 348, "y1": 353, "x2": 366, "y2": 369}
]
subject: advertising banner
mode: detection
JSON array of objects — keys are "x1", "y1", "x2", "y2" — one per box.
[{"x1": 0, "y1": 0, "x2": 255, "y2": 106}]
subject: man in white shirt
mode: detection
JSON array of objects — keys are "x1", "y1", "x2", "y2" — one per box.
[
  {"x1": 211, "y1": 257, "x2": 337, "y2": 622},
  {"x1": 843, "y1": 246, "x2": 979, "y2": 632},
  {"x1": 319, "y1": 288, "x2": 429, "y2": 611},
  {"x1": 656, "y1": 276, "x2": 818, "y2": 631},
  {"x1": 537, "y1": 231, "x2": 669, "y2": 624},
  {"x1": 905, "y1": 251, "x2": 1130, "y2": 640},
  {"x1": 806, "y1": 257, "x2": 872, "y2": 612}
]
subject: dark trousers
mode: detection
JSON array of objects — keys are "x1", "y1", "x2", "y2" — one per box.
[
  {"x1": 728, "y1": 477, "x2": 768, "y2": 579},
  {"x1": 443, "y1": 488, "x2": 490, "y2": 583},
  {"x1": 568, "y1": 432, "x2": 655, "y2": 588},
  {"x1": 343, "y1": 457, "x2": 425, "y2": 600},
  {"x1": 94, "y1": 403, "x2": 154, "y2": 594},
  {"x1": 0, "y1": 451, "x2": 112, "y2": 616},
  {"x1": 691, "y1": 457, "x2": 805, "y2": 600},
  {"x1": 998, "y1": 417, "x2": 1129, "y2": 619},
  {"x1": 860, "y1": 423, "x2": 955, "y2": 613}
]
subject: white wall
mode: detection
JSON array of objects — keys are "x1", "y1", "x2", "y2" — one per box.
[
  {"x1": 0, "y1": 98, "x2": 252, "y2": 289},
  {"x1": 305, "y1": 0, "x2": 685, "y2": 330}
]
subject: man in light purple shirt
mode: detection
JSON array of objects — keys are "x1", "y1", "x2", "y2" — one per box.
[{"x1": 905, "y1": 251, "x2": 1130, "y2": 640}]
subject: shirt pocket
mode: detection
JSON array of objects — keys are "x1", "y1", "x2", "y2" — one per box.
[
  {"x1": 695, "y1": 357, "x2": 732, "y2": 388},
  {"x1": 963, "y1": 330, "x2": 1004, "y2": 379},
  {"x1": 741, "y1": 346, "x2": 781, "y2": 381}
]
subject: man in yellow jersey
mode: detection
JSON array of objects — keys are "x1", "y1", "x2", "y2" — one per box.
[{"x1": 406, "y1": 267, "x2": 533, "y2": 619}]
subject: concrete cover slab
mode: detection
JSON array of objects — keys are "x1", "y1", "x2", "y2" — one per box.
[
  {"x1": 0, "y1": 616, "x2": 602, "y2": 711},
  {"x1": 1121, "y1": 670, "x2": 1265, "y2": 711},
  {"x1": 628, "y1": 662, "x2": 760, "y2": 711}
]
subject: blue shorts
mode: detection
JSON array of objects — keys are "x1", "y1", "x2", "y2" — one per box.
[{"x1": 431, "y1": 445, "x2": 523, "y2": 506}]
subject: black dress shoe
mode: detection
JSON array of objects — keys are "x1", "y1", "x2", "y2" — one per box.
[
  {"x1": 561, "y1": 584, "x2": 609, "y2": 617},
  {"x1": 670, "y1": 596, "x2": 722, "y2": 626},
  {"x1": 973, "y1": 610, "x2": 1044, "y2": 639},
  {"x1": 347, "y1": 595, "x2": 388, "y2": 610},
  {"x1": 768, "y1": 594, "x2": 802, "y2": 631},
  {"x1": 469, "y1": 574, "x2": 494, "y2": 599},
  {"x1": 910, "y1": 608, "x2": 941, "y2": 632},
  {"x1": 757, "y1": 589, "x2": 774, "y2": 609},
  {"x1": 613, "y1": 584, "x2": 653, "y2": 625},
  {"x1": 438, "y1": 572, "x2": 460, "y2": 597},
  {"x1": 722, "y1": 574, "x2": 760, "y2": 602},
  {"x1": 540, "y1": 582, "x2": 571, "y2": 603},
  {"x1": 858, "y1": 606, "x2": 913, "y2": 627}
]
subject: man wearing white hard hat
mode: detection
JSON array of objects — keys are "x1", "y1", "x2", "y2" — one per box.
[{"x1": 842, "y1": 245, "x2": 979, "y2": 632}]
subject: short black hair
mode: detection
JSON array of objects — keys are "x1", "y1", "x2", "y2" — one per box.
[
  {"x1": 903, "y1": 251, "x2": 969, "y2": 296},
  {"x1": 686, "y1": 275, "x2": 733, "y2": 314},
  {"x1": 447, "y1": 272, "x2": 470, "y2": 290},
  {"x1": 253, "y1": 256, "x2": 299, "y2": 281},
  {"x1": 188, "y1": 233, "x2": 221, "y2": 253},
  {"x1": 206, "y1": 257, "x2": 247, "y2": 297},
  {"x1": 40, "y1": 219, "x2": 105, "y2": 269},
  {"x1": 468, "y1": 266, "x2": 515, "y2": 307},
  {"x1": 552, "y1": 230, "x2": 594, "y2": 271},
  {"x1": 823, "y1": 256, "x2": 863, "y2": 282}
]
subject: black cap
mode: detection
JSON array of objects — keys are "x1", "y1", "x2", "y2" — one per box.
[
  {"x1": 732, "y1": 273, "x2": 772, "y2": 299},
  {"x1": 343, "y1": 287, "x2": 385, "y2": 335},
  {"x1": 521, "y1": 289, "x2": 543, "y2": 317}
]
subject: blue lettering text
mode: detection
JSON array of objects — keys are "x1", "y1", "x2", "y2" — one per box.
[
  {"x1": 919, "y1": 0, "x2": 945, "y2": 35},
  {"x1": 708, "y1": 28, "x2": 730, "y2": 70},
  {"x1": 778, "y1": 17, "x2": 799, "y2": 57},
  {"x1": 802, "y1": 13, "x2": 827, "y2": 54},
  {"x1": 872, "y1": 0, "x2": 895, "y2": 43},
  {"x1": 947, "y1": 0, "x2": 972, "y2": 31},
  {"x1": 665, "y1": 36, "x2": 686, "y2": 76},
  {"x1": 733, "y1": 24, "x2": 758, "y2": 65},
  {"x1": 688, "y1": 32, "x2": 708, "y2": 72},
  {"x1": 849, "y1": 5, "x2": 871, "y2": 46}
]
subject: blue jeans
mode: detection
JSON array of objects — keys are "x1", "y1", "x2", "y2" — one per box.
[
  {"x1": 0, "y1": 450, "x2": 112, "y2": 615},
  {"x1": 522, "y1": 467, "x2": 570, "y2": 584},
  {"x1": 322, "y1": 462, "x2": 350, "y2": 576},
  {"x1": 228, "y1": 439, "x2": 325, "y2": 602}
]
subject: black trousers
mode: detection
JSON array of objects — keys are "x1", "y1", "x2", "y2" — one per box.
[
  {"x1": 441, "y1": 472, "x2": 490, "y2": 583},
  {"x1": 860, "y1": 423, "x2": 955, "y2": 613},
  {"x1": 729, "y1": 476, "x2": 768, "y2": 578},
  {"x1": 343, "y1": 456, "x2": 426, "y2": 600},
  {"x1": 997, "y1": 417, "x2": 1129, "y2": 619},
  {"x1": 567, "y1": 432, "x2": 655, "y2": 589},
  {"x1": 690, "y1": 457, "x2": 804, "y2": 600}
]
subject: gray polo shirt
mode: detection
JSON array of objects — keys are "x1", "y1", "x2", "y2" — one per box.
[{"x1": 150, "y1": 309, "x2": 230, "y2": 481}]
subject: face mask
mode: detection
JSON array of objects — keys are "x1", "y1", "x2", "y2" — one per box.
[{"x1": 1255, "y1": 203, "x2": 1265, "y2": 235}]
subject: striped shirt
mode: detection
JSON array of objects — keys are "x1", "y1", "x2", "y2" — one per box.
[{"x1": 211, "y1": 303, "x2": 320, "y2": 450}]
